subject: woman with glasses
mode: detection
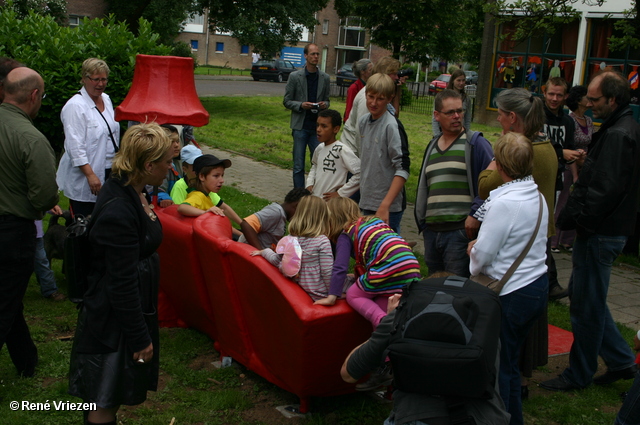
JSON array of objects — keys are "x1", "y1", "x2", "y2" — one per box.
[
  {"x1": 57, "y1": 58, "x2": 119, "y2": 218},
  {"x1": 550, "y1": 85, "x2": 592, "y2": 253}
]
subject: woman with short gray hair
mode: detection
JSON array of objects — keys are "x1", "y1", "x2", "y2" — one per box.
[{"x1": 57, "y1": 57, "x2": 119, "y2": 218}]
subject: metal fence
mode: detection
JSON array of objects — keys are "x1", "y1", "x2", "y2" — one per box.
[{"x1": 330, "y1": 82, "x2": 476, "y2": 119}]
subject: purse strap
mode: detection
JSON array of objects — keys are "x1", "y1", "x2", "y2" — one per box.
[
  {"x1": 95, "y1": 106, "x2": 119, "y2": 153},
  {"x1": 493, "y1": 192, "x2": 544, "y2": 294}
]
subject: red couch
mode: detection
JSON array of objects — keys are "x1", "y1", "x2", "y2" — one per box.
[{"x1": 157, "y1": 209, "x2": 373, "y2": 412}]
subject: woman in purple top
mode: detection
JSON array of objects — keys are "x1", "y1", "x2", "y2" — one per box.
[{"x1": 551, "y1": 85, "x2": 593, "y2": 252}]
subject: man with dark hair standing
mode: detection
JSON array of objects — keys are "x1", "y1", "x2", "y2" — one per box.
[
  {"x1": 0, "y1": 67, "x2": 59, "y2": 377},
  {"x1": 541, "y1": 72, "x2": 640, "y2": 392},
  {"x1": 0, "y1": 56, "x2": 23, "y2": 102},
  {"x1": 283, "y1": 43, "x2": 330, "y2": 188}
]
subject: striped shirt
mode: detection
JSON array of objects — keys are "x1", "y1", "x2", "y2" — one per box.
[
  {"x1": 424, "y1": 133, "x2": 472, "y2": 225},
  {"x1": 348, "y1": 218, "x2": 421, "y2": 294}
]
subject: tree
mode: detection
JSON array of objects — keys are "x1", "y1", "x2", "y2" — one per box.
[
  {"x1": 107, "y1": 0, "x2": 199, "y2": 45},
  {"x1": 335, "y1": 0, "x2": 485, "y2": 65},
  {"x1": 3, "y1": 0, "x2": 67, "y2": 24},
  {"x1": 196, "y1": 0, "x2": 329, "y2": 57},
  {"x1": 610, "y1": 0, "x2": 640, "y2": 51}
]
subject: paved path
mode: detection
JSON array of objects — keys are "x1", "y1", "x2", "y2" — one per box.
[{"x1": 201, "y1": 145, "x2": 640, "y2": 330}]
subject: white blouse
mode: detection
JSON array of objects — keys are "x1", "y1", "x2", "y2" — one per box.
[{"x1": 56, "y1": 86, "x2": 119, "y2": 202}]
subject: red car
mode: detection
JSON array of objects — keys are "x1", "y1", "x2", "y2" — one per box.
[{"x1": 429, "y1": 74, "x2": 450, "y2": 95}]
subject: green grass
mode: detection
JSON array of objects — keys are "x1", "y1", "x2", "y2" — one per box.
[
  {"x1": 195, "y1": 96, "x2": 504, "y2": 203},
  {"x1": 194, "y1": 66, "x2": 251, "y2": 77}
]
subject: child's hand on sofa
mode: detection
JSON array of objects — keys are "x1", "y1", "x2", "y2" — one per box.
[
  {"x1": 208, "y1": 206, "x2": 225, "y2": 216},
  {"x1": 313, "y1": 295, "x2": 337, "y2": 306}
]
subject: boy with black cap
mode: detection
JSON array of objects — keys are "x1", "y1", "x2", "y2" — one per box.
[{"x1": 177, "y1": 154, "x2": 261, "y2": 248}]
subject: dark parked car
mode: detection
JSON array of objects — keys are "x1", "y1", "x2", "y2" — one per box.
[
  {"x1": 428, "y1": 74, "x2": 450, "y2": 95},
  {"x1": 464, "y1": 70, "x2": 478, "y2": 85},
  {"x1": 336, "y1": 63, "x2": 357, "y2": 87},
  {"x1": 251, "y1": 60, "x2": 296, "y2": 83}
]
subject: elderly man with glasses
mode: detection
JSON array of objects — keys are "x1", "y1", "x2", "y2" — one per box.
[{"x1": 414, "y1": 89, "x2": 494, "y2": 277}]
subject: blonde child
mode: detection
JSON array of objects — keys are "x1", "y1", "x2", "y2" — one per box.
[
  {"x1": 318, "y1": 197, "x2": 421, "y2": 328},
  {"x1": 170, "y1": 144, "x2": 204, "y2": 204},
  {"x1": 177, "y1": 154, "x2": 261, "y2": 248},
  {"x1": 251, "y1": 196, "x2": 334, "y2": 301}
]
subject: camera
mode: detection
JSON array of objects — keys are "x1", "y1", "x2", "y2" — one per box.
[
  {"x1": 397, "y1": 68, "x2": 414, "y2": 81},
  {"x1": 310, "y1": 103, "x2": 320, "y2": 113}
]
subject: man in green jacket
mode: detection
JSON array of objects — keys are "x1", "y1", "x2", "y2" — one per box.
[{"x1": 0, "y1": 66, "x2": 59, "y2": 377}]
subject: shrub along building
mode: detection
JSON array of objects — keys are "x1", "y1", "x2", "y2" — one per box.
[{"x1": 475, "y1": 0, "x2": 640, "y2": 125}]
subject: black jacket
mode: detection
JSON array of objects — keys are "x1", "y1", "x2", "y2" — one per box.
[
  {"x1": 544, "y1": 104, "x2": 575, "y2": 189},
  {"x1": 77, "y1": 176, "x2": 158, "y2": 354},
  {"x1": 557, "y1": 106, "x2": 640, "y2": 236}
]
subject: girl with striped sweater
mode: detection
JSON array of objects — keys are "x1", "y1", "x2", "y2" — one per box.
[{"x1": 319, "y1": 197, "x2": 421, "y2": 328}]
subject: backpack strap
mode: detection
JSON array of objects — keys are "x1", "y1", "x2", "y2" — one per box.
[
  {"x1": 446, "y1": 397, "x2": 477, "y2": 425},
  {"x1": 464, "y1": 130, "x2": 480, "y2": 200}
]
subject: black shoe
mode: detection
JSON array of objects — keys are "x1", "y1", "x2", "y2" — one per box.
[
  {"x1": 593, "y1": 365, "x2": 638, "y2": 385},
  {"x1": 539, "y1": 375, "x2": 581, "y2": 392},
  {"x1": 549, "y1": 284, "x2": 568, "y2": 300},
  {"x1": 521, "y1": 385, "x2": 529, "y2": 400},
  {"x1": 355, "y1": 364, "x2": 392, "y2": 391}
]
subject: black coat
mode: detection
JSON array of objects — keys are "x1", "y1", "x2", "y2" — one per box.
[
  {"x1": 76, "y1": 176, "x2": 160, "y2": 354},
  {"x1": 557, "y1": 106, "x2": 640, "y2": 236}
]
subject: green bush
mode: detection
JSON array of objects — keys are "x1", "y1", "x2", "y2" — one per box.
[
  {"x1": 171, "y1": 41, "x2": 198, "y2": 68},
  {"x1": 0, "y1": 7, "x2": 172, "y2": 152}
]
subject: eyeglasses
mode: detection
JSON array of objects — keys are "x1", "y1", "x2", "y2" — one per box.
[
  {"x1": 438, "y1": 108, "x2": 464, "y2": 117},
  {"x1": 86, "y1": 76, "x2": 108, "y2": 84},
  {"x1": 586, "y1": 95, "x2": 603, "y2": 103},
  {"x1": 33, "y1": 88, "x2": 46, "y2": 99}
]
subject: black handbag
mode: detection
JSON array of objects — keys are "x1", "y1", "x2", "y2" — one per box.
[{"x1": 64, "y1": 198, "x2": 117, "y2": 303}]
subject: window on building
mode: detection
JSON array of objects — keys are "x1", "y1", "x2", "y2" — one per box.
[
  {"x1": 191, "y1": 40, "x2": 199, "y2": 51},
  {"x1": 183, "y1": 13, "x2": 205, "y2": 33},
  {"x1": 241, "y1": 45, "x2": 250, "y2": 54},
  {"x1": 489, "y1": 20, "x2": 579, "y2": 107},
  {"x1": 216, "y1": 42, "x2": 224, "y2": 52},
  {"x1": 339, "y1": 17, "x2": 365, "y2": 48},
  {"x1": 68, "y1": 15, "x2": 83, "y2": 28},
  {"x1": 322, "y1": 19, "x2": 329, "y2": 35}
]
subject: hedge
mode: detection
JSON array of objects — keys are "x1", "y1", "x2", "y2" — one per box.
[{"x1": 0, "y1": 6, "x2": 172, "y2": 152}]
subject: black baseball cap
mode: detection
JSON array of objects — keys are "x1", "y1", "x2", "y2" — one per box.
[{"x1": 193, "y1": 154, "x2": 232, "y2": 174}]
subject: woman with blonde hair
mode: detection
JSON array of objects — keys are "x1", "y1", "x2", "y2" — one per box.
[
  {"x1": 252, "y1": 195, "x2": 334, "y2": 301},
  {"x1": 68, "y1": 123, "x2": 173, "y2": 425}
]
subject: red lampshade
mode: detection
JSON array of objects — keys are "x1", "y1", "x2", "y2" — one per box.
[{"x1": 115, "y1": 54, "x2": 209, "y2": 127}]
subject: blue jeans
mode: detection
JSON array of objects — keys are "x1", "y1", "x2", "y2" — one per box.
[
  {"x1": 562, "y1": 233, "x2": 636, "y2": 388},
  {"x1": 361, "y1": 209, "x2": 404, "y2": 235},
  {"x1": 616, "y1": 370, "x2": 640, "y2": 425},
  {"x1": 499, "y1": 273, "x2": 548, "y2": 425},
  {"x1": 34, "y1": 237, "x2": 58, "y2": 297},
  {"x1": 292, "y1": 129, "x2": 319, "y2": 188},
  {"x1": 423, "y1": 228, "x2": 470, "y2": 277}
]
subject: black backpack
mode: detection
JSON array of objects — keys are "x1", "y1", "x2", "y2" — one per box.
[{"x1": 387, "y1": 275, "x2": 502, "y2": 399}]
